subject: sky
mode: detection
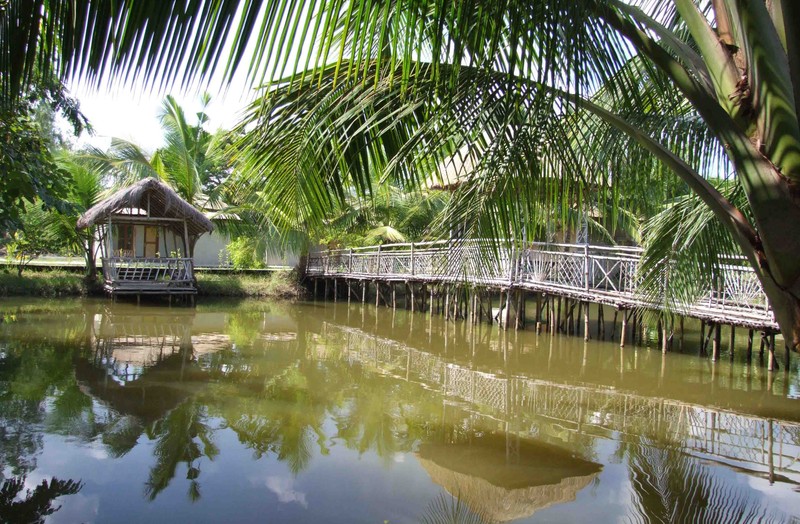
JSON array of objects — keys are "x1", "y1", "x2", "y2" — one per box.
[{"x1": 67, "y1": 80, "x2": 254, "y2": 153}]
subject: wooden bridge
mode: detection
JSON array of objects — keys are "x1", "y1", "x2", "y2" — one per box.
[{"x1": 307, "y1": 240, "x2": 783, "y2": 363}]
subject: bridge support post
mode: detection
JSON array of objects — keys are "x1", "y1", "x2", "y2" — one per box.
[
  {"x1": 729, "y1": 326, "x2": 735, "y2": 361},
  {"x1": 583, "y1": 302, "x2": 590, "y2": 341},
  {"x1": 699, "y1": 321, "x2": 706, "y2": 355},
  {"x1": 746, "y1": 329, "x2": 754, "y2": 363},
  {"x1": 620, "y1": 310, "x2": 628, "y2": 348},
  {"x1": 597, "y1": 305, "x2": 604, "y2": 340}
]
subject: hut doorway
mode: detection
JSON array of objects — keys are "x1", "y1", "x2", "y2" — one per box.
[{"x1": 144, "y1": 226, "x2": 159, "y2": 258}]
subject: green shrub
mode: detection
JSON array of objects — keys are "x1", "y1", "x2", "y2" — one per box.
[{"x1": 226, "y1": 237, "x2": 265, "y2": 270}]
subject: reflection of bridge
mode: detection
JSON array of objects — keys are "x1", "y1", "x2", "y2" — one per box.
[
  {"x1": 307, "y1": 240, "x2": 777, "y2": 335},
  {"x1": 316, "y1": 323, "x2": 800, "y2": 482}
]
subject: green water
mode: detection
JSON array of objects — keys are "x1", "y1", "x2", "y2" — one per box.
[{"x1": 0, "y1": 298, "x2": 798, "y2": 523}]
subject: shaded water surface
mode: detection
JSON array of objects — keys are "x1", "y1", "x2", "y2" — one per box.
[{"x1": 0, "y1": 298, "x2": 798, "y2": 523}]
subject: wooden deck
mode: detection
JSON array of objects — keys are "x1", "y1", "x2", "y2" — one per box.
[
  {"x1": 101, "y1": 257, "x2": 196, "y2": 295},
  {"x1": 306, "y1": 240, "x2": 777, "y2": 330}
]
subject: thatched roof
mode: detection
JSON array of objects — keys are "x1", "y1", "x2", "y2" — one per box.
[{"x1": 77, "y1": 178, "x2": 213, "y2": 238}]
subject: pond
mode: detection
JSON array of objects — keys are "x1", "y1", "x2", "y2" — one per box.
[{"x1": 0, "y1": 298, "x2": 798, "y2": 523}]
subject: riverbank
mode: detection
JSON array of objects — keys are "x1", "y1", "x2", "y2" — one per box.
[{"x1": 0, "y1": 269, "x2": 304, "y2": 299}]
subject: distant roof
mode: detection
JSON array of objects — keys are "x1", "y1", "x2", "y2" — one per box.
[
  {"x1": 76, "y1": 178, "x2": 213, "y2": 238},
  {"x1": 426, "y1": 146, "x2": 479, "y2": 191}
]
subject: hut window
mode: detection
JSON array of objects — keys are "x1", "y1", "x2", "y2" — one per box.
[{"x1": 115, "y1": 224, "x2": 135, "y2": 256}]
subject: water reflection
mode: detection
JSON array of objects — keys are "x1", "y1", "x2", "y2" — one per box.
[
  {"x1": 417, "y1": 434, "x2": 600, "y2": 522},
  {"x1": 0, "y1": 476, "x2": 83, "y2": 523},
  {"x1": 0, "y1": 300, "x2": 797, "y2": 522}
]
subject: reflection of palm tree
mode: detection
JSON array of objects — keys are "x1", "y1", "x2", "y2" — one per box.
[
  {"x1": 223, "y1": 364, "x2": 330, "y2": 475},
  {"x1": 421, "y1": 493, "x2": 495, "y2": 524},
  {"x1": 144, "y1": 399, "x2": 218, "y2": 502},
  {"x1": 0, "y1": 476, "x2": 82, "y2": 524},
  {"x1": 623, "y1": 439, "x2": 789, "y2": 524},
  {"x1": 334, "y1": 373, "x2": 409, "y2": 462}
]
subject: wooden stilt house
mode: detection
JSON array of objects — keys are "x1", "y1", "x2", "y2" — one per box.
[{"x1": 77, "y1": 178, "x2": 213, "y2": 297}]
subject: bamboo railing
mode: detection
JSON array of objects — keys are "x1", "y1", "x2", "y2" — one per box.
[
  {"x1": 307, "y1": 240, "x2": 775, "y2": 328},
  {"x1": 101, "y1": 257, "x2": 195, "y2": 294}
]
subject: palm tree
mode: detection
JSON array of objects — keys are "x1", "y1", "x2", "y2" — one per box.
[
  {"x1": 47, "y1": 152, "x2": 105, "y2": 278},
  {"x1": 4, "y1": 1, "x2": 800, "y2": 348},
  {"x1": 225, "y1": 1, "x2": 800, "y2": 350},
  {"x1": 82, "y1": 94, "x2": 228, "y2": 209}
]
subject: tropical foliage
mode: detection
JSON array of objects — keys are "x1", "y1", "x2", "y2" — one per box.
[{"x1": 3, "y1": 1, "x2": 800, "y2": 346}]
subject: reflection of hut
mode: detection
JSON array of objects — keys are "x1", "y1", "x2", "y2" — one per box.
[
  {"x1": 77, "y1": 308, "x2": 228, "y2": 422},
  {"x1": 77, "y1": 178, "x2": 213, "y2": 297},
  {"x1": 416, "y1": 434, "x2": 600, "y2": 522}
]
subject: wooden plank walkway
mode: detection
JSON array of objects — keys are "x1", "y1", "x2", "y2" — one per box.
[{"x1": 307, "y1": 240, "x2": 777, "y2": 331}]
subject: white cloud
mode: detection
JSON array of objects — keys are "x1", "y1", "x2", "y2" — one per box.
[{"x1": 264, "y1": 476, "x2": 308, "y2": 508}]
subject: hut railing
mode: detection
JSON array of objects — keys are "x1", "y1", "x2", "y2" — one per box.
[
  {"x1": 306, "y1": 240, "x2": 775, "y2": 326},
  {"x1": 102, "y1": 257, "x2": 194, "y2": 286}
]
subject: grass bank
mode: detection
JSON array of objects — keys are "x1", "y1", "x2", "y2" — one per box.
[
  {"x1": 0, "y1": 269, "x2": 305, "y2": 299},
  {"x1": 0, "y1": 270, "x2": 95, "y2": 297},
  {"x1": 196, "y1": 271, "x2": 304, "y2": 298}
]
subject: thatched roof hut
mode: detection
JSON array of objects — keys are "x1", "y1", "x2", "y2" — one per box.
[
  {"x1": 77, "y1": 177, "x2": 213, "y2": 239},
  {"x1": 79, "y1": 178, "x2": 213, "y2": 297}
]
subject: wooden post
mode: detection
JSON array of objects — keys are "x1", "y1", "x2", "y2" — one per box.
[
  {"x1": 375, "y1": 281, "x2": 380, "y2": 308},
  {"x1": 699, "y1": 320, "x2": 706, "y2": 355},
  {"x1": 410, "y1": 283, "x2": 415, "y2": 313},
  {"x1": 410, "y1": 243, "x2": 415, "y2": 276},
  {"x1": 583, "y1": 302, "x2": 590, "y2": 341},
  {"x1": 583, "y1": 244, "x2": 590, "y2": 291},
  {"x1": 362, "y1": 280, "x2": 367, "y2": 303},
  {"x1": 183, "y1": 218, "x2": 190, "y2": 259},
  {"x1": 392, "y1": 282, "x2": 396, "y2": 309},
  {"x1": 712, "y1": 324, "x2": 722, "y2": 361},
  {"x1": 324, "y1": 279, "x2": 329, "y2": 300},
  {"x1": 334, "y1": 278, "x2": 338, "y2": 302},
  {"x1": 611, "y1": 309, "x2": 618, "y2": 340},
  {"x1": 597, "y1": 305, "x2": 604, "y2": 340},
  {"x1": 661, "y1": 316, "x2": 669, "y2": 354},
  {"x1": 620, "y1": 310, "x2": 628, "y2": 348},
  {"x1": 728, "y1": 326, "x2": 735, "y2": 361},
  {"x1": 535, "y1": 294, "x2": 543, "y2": 332},
  {"x1": 746, "y1": 329, "x2": 754, "y2": 363},
  {"x1": 767, "y1": 333, "x2": 776, "y2": 371},
  {"x1": 313, "y1": 279, "x2": 318, "y2": 299},
  {"x1": 556, "y1": 297, "x2": 562, "y2": 333}
]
